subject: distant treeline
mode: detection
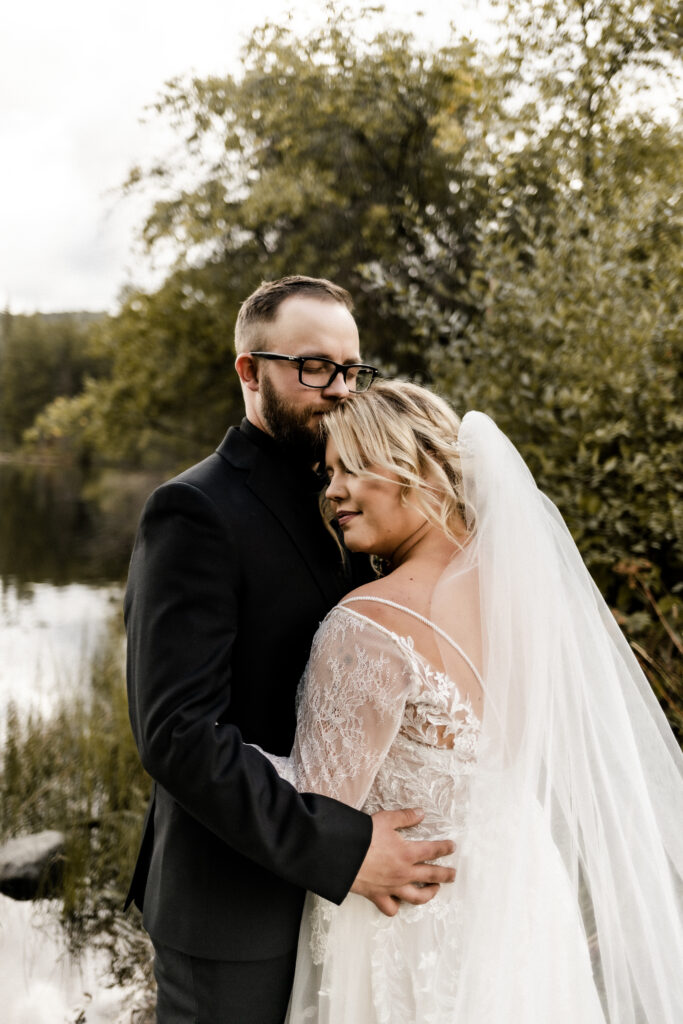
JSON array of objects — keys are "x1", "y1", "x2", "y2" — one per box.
[{"x1": 0, "y1": 311, "x2": 108, "y2": 453}]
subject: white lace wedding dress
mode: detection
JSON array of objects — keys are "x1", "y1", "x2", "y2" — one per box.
[{"x1": 263, "y1": 595, "x2": 605, "y2": 1024}]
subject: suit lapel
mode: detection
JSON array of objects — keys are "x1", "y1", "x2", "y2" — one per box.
[{"x1": 217, "y1": 427, "x2": 345, "y2": 607}]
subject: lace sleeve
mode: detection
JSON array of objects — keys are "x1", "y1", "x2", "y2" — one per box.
[{"x1": 262, "y1": 607, "x2": 418, "y2": 809}]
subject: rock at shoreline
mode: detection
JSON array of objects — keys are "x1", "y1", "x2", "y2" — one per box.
[{"x1": 0, "y1": 829, "x2": 65, "y2": 900}]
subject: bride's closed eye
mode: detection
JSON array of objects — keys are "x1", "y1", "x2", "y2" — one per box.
[{"x1": 325, "y1": 462, "x2": 356, "y2": 481}]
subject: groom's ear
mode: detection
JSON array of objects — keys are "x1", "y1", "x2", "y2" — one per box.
[{"x1": 235, "y1": 353, "x2": 260, "y2": 392}]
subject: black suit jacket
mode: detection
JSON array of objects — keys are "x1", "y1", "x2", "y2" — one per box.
[{"x1": 124, "y1": 420, "x2": 373, "y2": 960}]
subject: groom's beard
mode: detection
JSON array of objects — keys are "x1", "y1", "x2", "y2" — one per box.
[{"x1": 260, "y1": 372, "x2": 332, "y2": 466}]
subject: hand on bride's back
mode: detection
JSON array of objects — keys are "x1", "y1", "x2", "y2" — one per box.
[{"x1": 350, "y1": 808, "x2": 455, "y2": 917}]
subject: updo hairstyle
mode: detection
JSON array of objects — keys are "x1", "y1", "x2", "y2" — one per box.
[{"x1": 323, "y1": 379, "x2": 469, "y2": 545}]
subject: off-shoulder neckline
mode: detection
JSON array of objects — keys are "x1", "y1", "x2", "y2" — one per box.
[
  {"x1": 337, "y1": 597, "x2": 484, "y2": 689},
  {"x1": 332, "y1": 602, "x2": 417, "y2": 651},
  {"x1": 330, "y1": 605, "x2": 480, "y2": 722},
  {"x1": 330, "y1": 604, "x2": 451, "y2": 684}
]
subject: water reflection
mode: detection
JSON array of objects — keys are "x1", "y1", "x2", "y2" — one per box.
[
  {"x1": 0, "y1": 461, "x2": 166, "y2": 718},
  {"x1": 0, "y1": 580, "x2": 123, "y2": 719},
  {"x1": 0, "y1": 894, "x2": 136, "y2": 1021},
  {"x1": 0, "y1": 462, "x2": 160, "y2": 586}
]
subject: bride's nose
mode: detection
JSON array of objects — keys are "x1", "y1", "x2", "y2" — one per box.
[{"x1": 325, "y1": 473, "x2": 348, "y2": 502}]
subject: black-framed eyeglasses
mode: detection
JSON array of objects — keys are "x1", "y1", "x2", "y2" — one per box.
[{"x1": 250, "y1": 352, "x2": 379, "y2": 392}]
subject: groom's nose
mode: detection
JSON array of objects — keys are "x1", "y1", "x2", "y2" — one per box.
[{"x1": 321, "y1": 371, "x2": 351, "y2": 400}]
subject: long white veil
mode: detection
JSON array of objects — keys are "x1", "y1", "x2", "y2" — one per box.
[{"x1": 431, "y1": 412, "x2": 683, "y2": 1022}]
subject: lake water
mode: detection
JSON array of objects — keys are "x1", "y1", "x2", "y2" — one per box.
[
  {"x1": 0, "y1": 461, "x2": 164, "y2": 723},
  {"x1": 0, "y1": 894, "x2": 140, "y2": 1023}
]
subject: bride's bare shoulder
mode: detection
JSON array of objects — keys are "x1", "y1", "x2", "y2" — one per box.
[
  {"x1": 340, "y1": 572, "x2": 404, "y2": 606},
  {"x1": 339, "y1": 569, "x2": 428, "y2": 631}
]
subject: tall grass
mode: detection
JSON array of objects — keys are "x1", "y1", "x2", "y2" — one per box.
[{"x1": 0, "y1": 621, "x2": 155, "y2": 1020}]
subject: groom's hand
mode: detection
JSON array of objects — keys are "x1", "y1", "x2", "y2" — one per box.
[{"x1": 350, "y1": 808, "x2": 455, "y2": 917}]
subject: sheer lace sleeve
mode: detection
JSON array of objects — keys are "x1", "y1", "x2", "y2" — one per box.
[{"x1": 263, "y1": 606, "x2": 419, "y2": 809}]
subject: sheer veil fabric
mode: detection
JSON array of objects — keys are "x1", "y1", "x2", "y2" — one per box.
[{"x1": 434, "y1": 412, "x2": 683, "y2": 1022}]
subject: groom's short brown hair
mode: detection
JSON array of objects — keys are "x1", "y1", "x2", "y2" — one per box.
[{"x1": 234, "y1": 275, "x2": 354, "y2": 354}]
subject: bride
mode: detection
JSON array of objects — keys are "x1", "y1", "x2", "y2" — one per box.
[{"x1": 257, "y1": 379, "x2": 683, "y2": 1023}]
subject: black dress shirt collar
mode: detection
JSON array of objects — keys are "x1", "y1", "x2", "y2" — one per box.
[{"x1": 239, "y1": 418, "x2": 325, "y2": 494}]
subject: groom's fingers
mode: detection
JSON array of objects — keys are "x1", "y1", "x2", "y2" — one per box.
[
  {"x1": 408, "y1": 859, "x2": 456, "y2": 885},
  {"x1": 370, "y1": 809, "x2": 457, "y2": 863},
  {"x1": 372, "y1": 894, "x2": 402, "y2": 917},
  {"x1": 380, "y1": 806, "x2": 426, "y2": 830},
  {"x1": 392, "y1": 883, "x2": 441, "y2": 906},
  {"x1": 370, "y1": 884, "x2": 441, "y2": 916},
  {"x1": 378, "y1": 809, "x2": 456, "y2": 861},
  {"x1": 351, "y1": 808, "x2": 456, "y2": 908},
  {"x1": 409, "y1": 837, "x2": 456, "y2": 868}
]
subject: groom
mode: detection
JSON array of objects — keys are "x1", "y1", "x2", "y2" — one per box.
[{"x1": 124, "y1": 276, "x2": 455, "y2": 1023}]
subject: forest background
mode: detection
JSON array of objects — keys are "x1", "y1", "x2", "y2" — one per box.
[{"x1": 0, "y1": 0, "x2": 681, "y2": 1011}]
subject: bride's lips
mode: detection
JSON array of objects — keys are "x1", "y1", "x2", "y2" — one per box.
[{"x1": 336, "y1": 510, "x2": 360, "y2": 528}]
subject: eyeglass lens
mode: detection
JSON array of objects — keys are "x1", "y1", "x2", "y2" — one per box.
[{"x1": 300, "y1": 359, "x2": 374, "y2": 392}]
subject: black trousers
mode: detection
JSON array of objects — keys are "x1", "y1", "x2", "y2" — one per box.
[{"x1": 153, "y1": 939, "x2": 298, "y2": 1024}]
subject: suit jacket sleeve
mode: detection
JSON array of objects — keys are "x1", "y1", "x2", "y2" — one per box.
[{"x1": 124, "y1": 479, "x2": 372, "y2": 905}]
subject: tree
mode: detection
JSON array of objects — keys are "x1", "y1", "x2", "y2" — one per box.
[
  {"x1": 0, "y1": 312, "x2": 106, "y2": 449},
  {"x1": 383, "y1": 0, "x2": 683, "y2": 734},
  {"x1": 133, "y1": 3, "x2": 483, "y2": 362},
  {"x1": 32, "y1": 5, "x2": 490, "y2": 461},
  {"x1": 488, "y1": 0, "x2": 682, "y2": 179}
]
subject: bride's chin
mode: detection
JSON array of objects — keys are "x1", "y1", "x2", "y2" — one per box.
[
  {"x1": 342, "y1": 534, "x2": 371, "y2": 554},
  {"x1": 344, "y1": 537, "x2": 387, "y2": 559}
]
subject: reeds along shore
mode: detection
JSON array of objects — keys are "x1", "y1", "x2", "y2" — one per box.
[{"x1": 0, "y1": 621, "x2": 155, "y2": 1007}]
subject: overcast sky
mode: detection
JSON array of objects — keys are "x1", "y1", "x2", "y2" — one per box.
[{"x1": 0, "y1": 1, "x2": 495, "y2": 315}]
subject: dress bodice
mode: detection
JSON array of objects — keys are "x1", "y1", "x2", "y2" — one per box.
[
  {"x1": 262, "y1": 601, "x2": 480, "y2": 842},
  {"x1": 264, "y1": 602, "x2": 482, "y2": 1007},
  {"x1": 335, "y1": 605, "x2": 480, "y2": 845}
]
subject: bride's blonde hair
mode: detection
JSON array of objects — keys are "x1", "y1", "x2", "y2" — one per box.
[{"x1": 323, "y1": 379, "x2": 468, "y2": 545}]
